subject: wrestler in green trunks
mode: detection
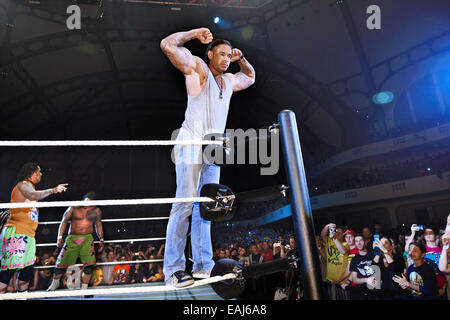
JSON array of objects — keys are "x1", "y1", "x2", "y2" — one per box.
[
  {"x1": 47, "y1": 192, "x2": 104, "y2": 291},
  {"x1": 56, "y1": 234, "x2": 96, "y2": 268}
]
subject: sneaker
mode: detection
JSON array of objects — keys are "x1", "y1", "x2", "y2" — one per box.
[
  {"x1": 165, "y1": 270, "x2": 195, "y2": 288},
  {"x1": 46, "y1": 279, "x2": 60, "y2": 292},
  {"x1": 192, "y1": 269, "x2": 212, "y2": 279}
]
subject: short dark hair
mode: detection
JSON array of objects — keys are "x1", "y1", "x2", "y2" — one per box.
[
  {"x1": 412, "y1": 242, "x2": 427, "y2": 254},
  {"x1": 83, "y1": 192, "x2": 97, "y2": 200},
  {"x1": 354, "y1": 233, "x2": 365, "y2": 240},
  {"x1": 204, "y1": 39, "x2": 232, "y2": 62},
  {"x1": 17, "y1": 162, "x2": 39, "y2": 183},
  {"x1": 424, "y1": 226, "x2": 436, "y2": 234}
]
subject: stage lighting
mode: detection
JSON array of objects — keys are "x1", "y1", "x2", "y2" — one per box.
[
  {"x1": 214, "y1": 16, "x2": 221, "y2": 24},
  {"x1": 372, "y1": 91, "x2": 394, "y2": 104}
]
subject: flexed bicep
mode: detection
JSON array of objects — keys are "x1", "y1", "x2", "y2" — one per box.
[
  {"x1": 160, "y1": 28, "x2": 211, "y2": 76},
  {"x1": 225, "y1": 55, "x2": 256, "y2": 92},
  {"x1": 228, "y1": 72, "x2": 255, "y2": 92},
  {"x1": 161, "y1": 43, "x2": 197, "y2": 75}
]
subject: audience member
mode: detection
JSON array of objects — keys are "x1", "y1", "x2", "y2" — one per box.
[
  {"x1": 112, "y1": 255, "x2": 130, "y2": 284},
  {"x1": 237, "y1": 247, "x2": 250, "y2": 267},
  {"x1": 89, "y1": 266, "x2": 103, "y2": 287},
  {"x1": 320, "y1": 223, "x2": 349, "y2": 288},
  {"x1": 147, "y1": 265, "x2": 164, "y2": 282},
  {"x1": 362, "y1": 227, "x2": 373, "y2": 251},
  {"x1": 101, "y1": 250, "x2": 116, "y2": 285},
  {"x1": 393, "y1": 242, "x2": 438, "y2": 300},
  {"x1": 248, "y1": 244, "x2": 263, "y2": 264},
  {"x1": 261, "y1": 241, "x2": 273, "y2": 262},
  {"x1": 349, "y1": 234, "x2": 377, "y2": 300},
  {"x1": 129, "y1": 258, "x2": 146, "y2": 284},
  {"x1": 373, "y1": 237, "x2": 405, "y2": 299}
]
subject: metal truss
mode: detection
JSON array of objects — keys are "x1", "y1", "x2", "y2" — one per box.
[
  {"x1": 326, "y1": 29, "x2": 450, "y2": 100},
  {"x1": 117, "y1": 0, "x2": 273, "y2": 9},
  {"x1": 2, "y1": 68, "x2": 173, "y2": 131},
  {"x1": 1, "y1": 0, "x2": 371, "y2": 148}
]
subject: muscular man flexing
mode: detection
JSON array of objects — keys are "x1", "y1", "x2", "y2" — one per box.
[
  {"x1": 47, "y1": 192, "x2": 104, "y2": 291},
  {"x1": 0, "y1": 162, "x2": 67, "y2": 294},
  {"x1": 160, "y1": 27, "x2": 255, "y2": 287}
]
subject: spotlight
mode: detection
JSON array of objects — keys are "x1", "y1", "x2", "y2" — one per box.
[
  {"x1": 372, "y1": 91, "x2": 394, "y2": 104},
  {"x1": 214, "y1": 16, "x2": 221, "y2": 24}
]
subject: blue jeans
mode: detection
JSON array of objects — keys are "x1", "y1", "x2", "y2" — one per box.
[{"x1": 163, "y1": 143, "x2": 219, "y2": 280}]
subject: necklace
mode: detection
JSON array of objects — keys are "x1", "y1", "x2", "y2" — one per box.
[{"x1": 214, "y1": 75, "x2": 224, "y2": 99}]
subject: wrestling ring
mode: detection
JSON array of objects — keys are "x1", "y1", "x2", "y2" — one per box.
[{"x1": 0, "y1": 110, "x2": 325, "y2": 300}]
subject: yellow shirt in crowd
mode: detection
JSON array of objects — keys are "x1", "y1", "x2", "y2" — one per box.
[{"x1": 325, "y1": 238, "x2": 349, "y2": 284}]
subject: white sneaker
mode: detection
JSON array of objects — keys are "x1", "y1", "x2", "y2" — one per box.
[
  {"x1": 192, "y1": 269, "x2": 212, "y2": 279},
  {"x1": 46, "y1": 279, "x2": 60, "y2": 291},
  {"x1": 165, "y1": 270, "x2": 195, "y2": 288}
]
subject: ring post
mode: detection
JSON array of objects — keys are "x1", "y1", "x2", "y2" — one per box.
[{"x1": 278, "y1": 109, "x2": 324, "y2": 300}]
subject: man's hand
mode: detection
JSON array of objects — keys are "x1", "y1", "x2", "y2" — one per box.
[
  {"x1": 340, "y1": 283, "x2": 349, "y2": 290},
  {"x1": 194, "y1": 28, "x2": 213, "y2": 44},
  {"x1": 327, "y1": 223, "x2": 337, "y2": 238},
  {"x1": 231, "y1": 48, "x2": 243, "y2": 63},
  {"x1": 411, "y1": 224, "x2": 419, "y2": 233},
  {"x1": 392, "y1": 274, "x2": 409, "y2": 289},
  {"x1": 57, "y1": 237, "x2": 64, "y2": 249},
  {"x1": 366, "y1": 276, "x2": 377, "y2": 288},
  {"x1": 442, "y1": 232, "x2": 450, "y2": 246},
  {"x1": 329, "y1": 230, "x2": 337, "y2": 239},
  {"x1": 98, "y1": 242, "x2": 105, "y2": 253},
  {"x1": 53, "y1": 184, "x2": 68, "y2": 194}
]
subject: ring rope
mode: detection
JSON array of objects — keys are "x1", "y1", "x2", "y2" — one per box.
[
  {"x1": 0, "y1": 140, "x2": 223, "y2": 147},
  {"x1": 0, "y1": 196, "x2": 214, "y2": 210},
  {"x1": 0, "y1": 273, "x2": 237, "y2": 300},
  {"x1": 34, "y1": 258, "x2": 164, "y2": 269},
  {"x1": 36, "y1": 237, "x2": 166, "y2": 247},
  {"x1": 38, "y1": 216, "x2": 169, "y2": 225}
]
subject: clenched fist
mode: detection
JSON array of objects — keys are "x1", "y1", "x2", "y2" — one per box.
[
  {"x1": 194, "y1": 28, "x2": 213, "y2": 44},
  {"x1": 231, "y1": 48, "x2": 243, "y2": 62}
]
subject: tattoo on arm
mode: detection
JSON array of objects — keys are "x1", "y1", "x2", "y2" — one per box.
[
  {"x1": 58, "y1": 207, "x2": 72, "y2": 237},
  {"x1": 18, "y1": 181, "x2": 53, "y2": 201},
  {"x1": 232, "y1": 59, "x2": 256, "y2": 91},
  {"x1": 95, "y1": 209, "x2": 104, "y2": 240},
  {"x1": 160, "y1": 30, "x2": 198, "y2": 75}
]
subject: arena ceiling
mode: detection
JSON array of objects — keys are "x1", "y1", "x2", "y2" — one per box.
[{"x1": 0, "y1": 0, "x2": 449, "y2": 201}]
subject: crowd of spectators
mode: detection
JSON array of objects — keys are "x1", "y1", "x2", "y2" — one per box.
[
  {"x1": 4, "y1": 214, "x2": 449, "y2": 301},
  {"x1": 318, "y1": 214, "x2": 450, "y2": 300},
  {"x1": 211, "y1": 224, "x2": 301, "y2": 300},
  {"x1": 309, "y1": 151, "x2": 450, "y2": 196}
]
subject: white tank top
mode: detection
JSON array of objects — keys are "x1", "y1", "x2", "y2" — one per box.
[{"x1": 179, "y1": 71, "x2": 233, "y2": 139}]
